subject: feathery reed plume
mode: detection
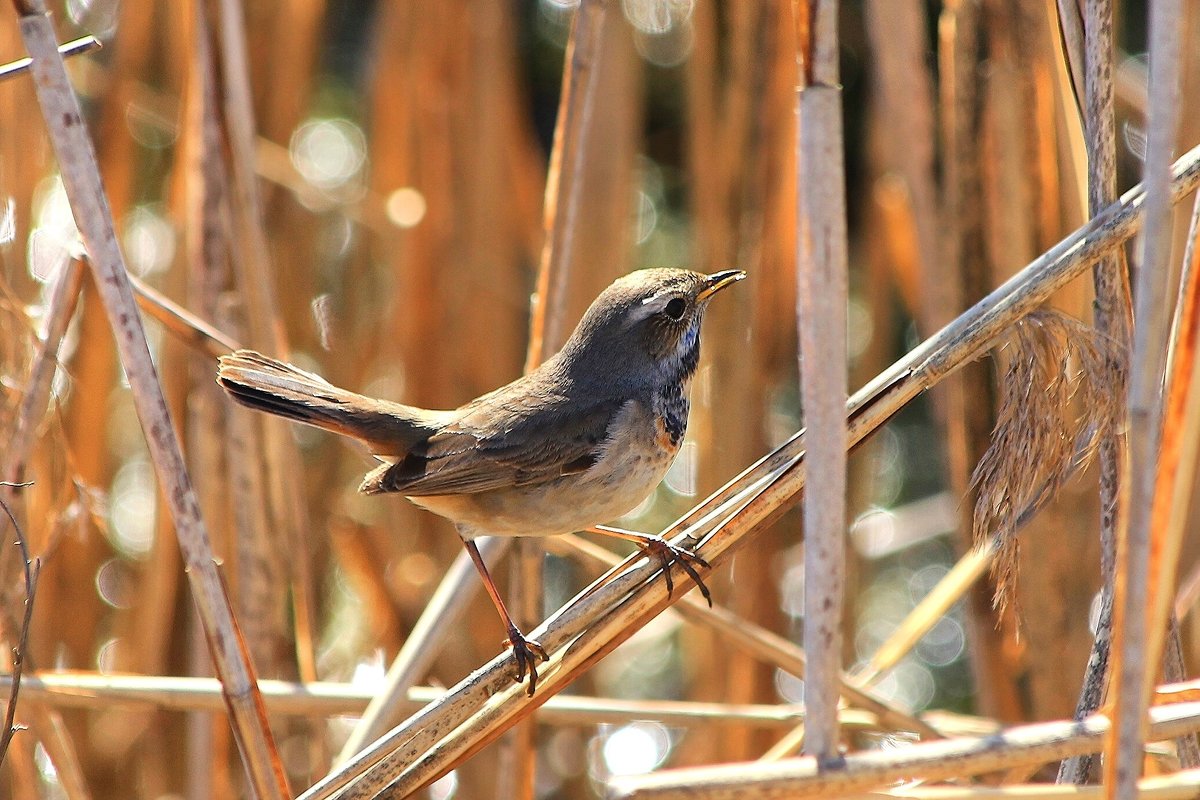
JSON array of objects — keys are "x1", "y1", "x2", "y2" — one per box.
[{"x1": 969, "y1": 309, "x2": 1120, "y2": 615}]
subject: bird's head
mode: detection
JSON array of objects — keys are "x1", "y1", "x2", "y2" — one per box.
[{"x1": 556, "y1": 268, "x2": 746, "y2": 389}]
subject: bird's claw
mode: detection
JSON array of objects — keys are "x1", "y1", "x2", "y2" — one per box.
[
  {"x1": 638, "y1": 535, "x2": 712, "y2": 607},
  {"x1": 505, "y1": 626, "x2": 549, "y2": 696}
]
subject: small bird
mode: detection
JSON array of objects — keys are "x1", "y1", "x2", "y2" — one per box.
[{"x1": 216, "y1": 267, "x2": 744, "y2": 694}]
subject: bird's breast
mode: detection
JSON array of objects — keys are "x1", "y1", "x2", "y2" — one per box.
[{"x1": 651, "y1": 380, "x2": 690, "y2": 452}]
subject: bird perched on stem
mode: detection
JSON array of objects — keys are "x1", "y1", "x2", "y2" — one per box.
[{"x1": 217, "y1": 267, "x2": 745, "y2": 694}]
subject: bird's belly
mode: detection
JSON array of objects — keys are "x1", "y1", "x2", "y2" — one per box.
[{"x1": 411, "y1": 411, "x2": 678, "y2": 538}]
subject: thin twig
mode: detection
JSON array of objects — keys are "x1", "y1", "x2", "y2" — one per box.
[
  {"x1": 0, "y1": 35, "x2": 98, "y2": 82},
  {"x1": 0, "y1": 487, "x2": 39, "y2": 766}
]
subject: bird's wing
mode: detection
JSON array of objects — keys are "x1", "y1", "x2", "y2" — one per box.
[{"x1": 359, "y1": 392, "x2": 628, "y2": 496}]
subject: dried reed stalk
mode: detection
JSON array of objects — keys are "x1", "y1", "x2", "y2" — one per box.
[
  {"x1": 1133, "y1": 170, "x2": 1200, "y2": 770},
  {"x1": 1106, "y1": 0, "x2": 1185, "y2": 795},
  {"x1": 211, "y1": 0, "x2": 319, "y2": 687},
  {"x1": 863, "y1": 0, "x2": 939, "y2": 322},
  {"x1": 608, "y1": 701, "x2": 1200, "y2": 800},
  {"x1": 1054, "y1": 1, "x2": 1085, "y2": 108},
  {"x1": 795, "y1": 0, "x2": 849, "y2": 762},
  {"x1": 130, "y1": 277, "x2": 241, "y2": 355},
  {"x1": 0, "y1": 672, "x2": 828, "y2": 731},
  {"x1": 850, "y1": 540, "x2": 996, "y2": 689},
  {"x1": 936, "y1": 0, "x2": 1024, "y2": 721},
  {"x1": 878, "y1": 770, "x2": 1200, "y2": 800},
  {"x1": 0, "y1": 34, "x2": 97, "y2": 82},
  {"x1": 681, "y1": 3, "x2": 791, "y2": 762},
  {"x1": 336, "y1": 537, "x2": 510, "y2": 763},
  {"x1": 547, "y1": 534, "x2": 942, "y2": 740},
  {"x1": 1059, "y1": 0, "x2": 1132, "y2": 782},
  {"x1": 12, "y1": 4, "x2": 288, "y2": 796},
  {"x1": 526, "y1": 0, "x2": 609, "y2": 370},
  {"x1": 0, "y1": 258, "x2": 83, "y2": 487}
]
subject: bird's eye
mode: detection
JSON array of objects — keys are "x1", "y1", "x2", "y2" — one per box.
[{"x1": 663, "y1": 297, "x2": 686, "y2": 320}]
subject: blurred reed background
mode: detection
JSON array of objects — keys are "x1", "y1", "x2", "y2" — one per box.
[{"x1": 0, "y1": 1, "x2": 1198, "y2": 798}]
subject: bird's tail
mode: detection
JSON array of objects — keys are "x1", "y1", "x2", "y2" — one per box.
[{"x1": 216, "y1": 349, "x2": 445, "y2": 457}]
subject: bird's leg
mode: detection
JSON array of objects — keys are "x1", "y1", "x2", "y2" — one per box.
[
  {"x1": 589, "y1": 525, "x2": 712, "y2": 606},
  {"x1": 463, "y1": 538, "x2": 548, "y2": 696}
]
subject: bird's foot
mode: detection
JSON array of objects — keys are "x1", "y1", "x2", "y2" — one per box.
[
  {"x1": 504, "y1": 625, "x2": 549, "y2": 697},
  {"x1": 637, "y1": 535, "x2": 712, "y2": 607}
]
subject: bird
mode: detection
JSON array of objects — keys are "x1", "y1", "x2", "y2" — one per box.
[{"x1": 216, "y1": 267, "x2": 745, "y2": 694}]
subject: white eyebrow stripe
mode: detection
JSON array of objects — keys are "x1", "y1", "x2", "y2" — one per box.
[
  {"x1": 625, "y1": 294, "x2": 670, "y2": 328},
  {"x1": 641, "y1": 289, "x2": 681, "y2": 307}
]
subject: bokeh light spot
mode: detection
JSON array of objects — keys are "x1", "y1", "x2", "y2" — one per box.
[
  {"x1": 385, "y1": 187, "x2": 428, "y2": 229},
  {"x1": 108, "y1": 459, "x2": 157, "y2": 558},
  {"x1": 123, "y1": 205, "x2": 176, "y2": 277},
  {"x1": 28, "y1": 175, "x2": 83, "y2": 284},
  {"x1": 0, "y1": 197, "x2": 15, "y2": 245},
  {"x1": 290, "y1": 118, "x2": 367, "y2": 191},
  {"x1": 601, "y1": 722, "x2": 671, "y2": 776}
]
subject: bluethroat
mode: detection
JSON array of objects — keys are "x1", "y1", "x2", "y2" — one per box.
[{"x1": 216, "y1": 267, "x2": 745, "y2": 694}]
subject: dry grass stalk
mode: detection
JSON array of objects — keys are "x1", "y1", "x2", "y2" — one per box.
[
  {"x1": 607, "y1": 700, "x2": 1200, "y2": 800},
  {"x1": 547, "y1": 534, "x2": 942, "y2": 740},
  {"x1": 0, "y1": 34, "x2": 97, "y2": 82},
  {"x1": 128, "y1": 274, "x2": 242, "y2": 357},
  {"x1": 335, "y1": 537, "x2": 510, "y2": 764},
  {"x1": 206, "y1": 0, "x2": 320, "y2": 690},
  {"x1": 863, "y1": 0, "x2": 939, "y2": 324},
  {"x1": 1134, "y1": 184, "x2": 1200, "y2": 768},
  {"x1": 795, "y1": 0, "x2": 850, "y2": 762},
  {"x1": 0, "y1": 258, "x2": 83, "y2": 486},
  {"x1": 934, "y1": 0, "x2": 1024, "y2": 722},
  {"x1": 526, "y1": 0, "x2": 609, "y2": 369},
  {"x1": 861, "y1": 769, "x2": 1200, "y2": 800},
  {"x1": 969, "y1": 310, "x2": 1117, "y2": 613},
  {"x1": 0, "y1": 671, "x2": 828, "y2": 730},
  {"x1": 21, "y1": 702, "x2": 89, "y2": 799},
  {"x1": 1107, "y1": 0, "x2": 1186, "y2": 795},
  {"x1": 1053, "y1": 1, "x2": 1085, "y2": 110},
  {"x1": 1059, "y1": 0, "x2": 1132, "y2": 783},
  {"x1": 851, "y1": 540, "x2": 996, "y2": 689},
  {"x1": 12, "y1": 4, "x2": 288, "y2": 796}
]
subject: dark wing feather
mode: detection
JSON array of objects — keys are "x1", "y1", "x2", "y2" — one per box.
[{"x1": 360, "y1": 393, "x2": 623, "y2": 496}]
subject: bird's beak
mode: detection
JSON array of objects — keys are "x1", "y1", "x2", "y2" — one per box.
[{"x1": 696, "y1": 269, "x2": 747, "y2": 302}]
